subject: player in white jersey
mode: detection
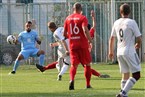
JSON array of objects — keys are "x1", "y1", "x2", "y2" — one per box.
[
  {"x1": 108, "y1": 3, "x2": 142, "y2": 97},
  {"x1": 36, "y1": 22, "x2": 70, "y2": 81}
]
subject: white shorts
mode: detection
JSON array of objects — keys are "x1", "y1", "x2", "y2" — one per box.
[
  {"x1": 57, "y1": 47, "x2": 70, "y2": 65},
  {"x1": 117, "y1": 53, "x2": 141, "y2": 73}
]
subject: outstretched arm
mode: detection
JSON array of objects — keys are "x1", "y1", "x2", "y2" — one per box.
[{"x1": 91, "y1": 10, "x2": 96, "y2": 30}]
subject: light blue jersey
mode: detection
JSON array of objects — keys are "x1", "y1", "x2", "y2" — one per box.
[{"x1": 18, "y1": 30, "x2": 39, "y2": 50}]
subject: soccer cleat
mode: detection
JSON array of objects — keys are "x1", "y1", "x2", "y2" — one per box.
[
  {"x1": 99, "y1": 74, "x2": 110, "y2": 78},
  {"x1": 69, "y1": 80, "x2": 74, "y2": 90},
  {"x1": 116, "y1": 94, "x2": 128, "y2": 97},
  {"x1": 35, "y1": 64, "x2": 45, "y2": 72},
  {"x1": 8, "y1": 71, "x2": 16, "y2": 75},
  {"x1": 57, "y1": 75, "x2": 62, "y2": 81},
  {"x1": 86, "y1": 85, "x2": 92, "y2": 89}
]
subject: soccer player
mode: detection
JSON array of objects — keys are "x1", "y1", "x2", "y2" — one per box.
[
  {"x1": 87, "y1": 10, "x2": 110, "y2": 78},
  {"x1": 36, "y1": 22, "x2": 70, "y2": 81},
  {"x1": 9, "y1": 21, "x2": 45, "y2": 74},
  {"x1": 108, "y1": 3, "x2": 142, "y2": 97},
  {"x1": 62, "y1": 2, "x2": 93, "y2": 90}
]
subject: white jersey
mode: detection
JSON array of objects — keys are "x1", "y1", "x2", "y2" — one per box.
[
  {"x1": 53, "y1": 27, "x2": 69, "y2": 49},
  {"x1": 111, "y1": 18, "x2": 141, "y2": 55}
]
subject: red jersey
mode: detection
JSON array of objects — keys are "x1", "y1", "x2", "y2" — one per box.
[
  {"x1": 64, "y1": 13, "x2": 89, "y2": 50},
  {"x1": 89, "y1": 28, "x2": 95, "y2": 39}
]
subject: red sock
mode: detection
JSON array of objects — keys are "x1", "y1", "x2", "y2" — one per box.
[
  {"x1": 70, "y1": 66, "x2": 77, "y2": 81},
  {"x1": 84, "y1": 66, "x2": 91, "y2": 87},
  {"x1": 91, "y1": 69, "x2": 101, "y2": 77},
  {"x1": 44, "y1": 62, "x2": 58, "y2": 70}
]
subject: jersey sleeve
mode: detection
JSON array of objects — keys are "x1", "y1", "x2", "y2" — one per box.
[
  {"x1": 82, "y1": 16, "x2": 88, "y2": 27},
  {"x1": 54, "y1": 28, "x2": 65, "y2": 41},
  {"x1": 132, "y1": 20, "x2": 141, "y2": 37},
  {"x1": 18, "y1": 33, "x2": 22, "y2": 43},
  {"x1": 89, "y1": 28, "x2": 95, "y2": 38}
]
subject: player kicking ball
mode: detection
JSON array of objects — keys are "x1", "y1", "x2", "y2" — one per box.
[{"x1": 36, "y1": 22, "x2": 70, "y2": 81}]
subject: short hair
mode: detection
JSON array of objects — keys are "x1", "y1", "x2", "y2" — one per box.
[
  {"x1": 48, "y1": 22, "x2": 57, "y2": 29},
  {"x1": 26, "y1": 21, "x2": 32, "y2": 24},
  {"x1": 120, "y1": 3, "x2": 131, "y2": 15},
  {"x1": 73, "y1": 2, "x2": 82, "y2": 11}
]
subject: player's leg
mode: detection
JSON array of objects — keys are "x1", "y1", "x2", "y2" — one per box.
[
  {"x1": 37, "y1": 49, "x2": 45, "y2": 66},
  {"x1": 69, "y1": 64, "x2": 78, "y2": 90},
  {"x1": 36, "y1": 61, "x2": 58, "y2": 72},
  {"x1": 91, "y1": 68, "x2": 101, "y2": 77},
  {"x1": 56, "y1": 57, "x2": 63, "y2": 72},
  {"x1": 84, "y1": 64, "x2": 92, "y2": 88},
  {"x1": 116, "y1": 54, "x2": 141, "y2": 97},
  {"x1": 57, "y1": 56, "x2": 70, "y2": 81},
  {"x1": 9, "y1": 50, "x2": 29, "y2": 74},
  {"x1": 69, "y1": 49, "x2": 79, "y2": 90},
  {"x1": 80, "y1": 48, "x2": 92, "y2": 88}
]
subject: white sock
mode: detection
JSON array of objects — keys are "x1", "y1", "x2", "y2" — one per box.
[
  {"x1": 58, "y1": 64, "x2": 69, "y2": 76},
  {"x1": 121, "y1": 80, "x2": 127, "y2": 96},
  {"x1": 121, "y1": 77, "x2": 136, "y2": 95},
  {"x1": 56, "y1": 63, "x2": 60, "y2": 72},
  {"x1": 121, "y1": 80, "x2": 127, "y2": 89}
]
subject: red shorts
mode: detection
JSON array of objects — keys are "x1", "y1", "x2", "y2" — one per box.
[{"x1": 70, "y1": 48, "x2": 92, "y2": 66}]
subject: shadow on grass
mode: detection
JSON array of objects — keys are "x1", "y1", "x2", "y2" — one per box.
[{"x1": 1, "y1": 92, "x2": 115, "y2": 97}]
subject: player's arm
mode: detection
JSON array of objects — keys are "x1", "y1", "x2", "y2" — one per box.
[
  {"x1": 83, "y1": 26, "x2": 93, "y2": 44},
  {"x1": 14, "y1": 34, "x2": 21, "y2": 45},
  {"x1": 133, "y1": 21, "x2": 142, "y2": 49},
  {"x1": 61, "y1": 39, "x2": 69, "y2": 56},
  {"x1": 62, "y1": 27, "x2": 69, "y2": 55},
  {"x1": 135, "y1": 36, "x2": 142, "y2": 49},
  {"x1": 91, "y1": 10, "x2": 96, "y2": 30},
  {"x1": 50, "y1": 42, "x2": 59, "y2": 47},
  {"x1": 36, "y1": 38, "x2": 41, "y2": 45},
  {"x1": 108, "y1": 36, "x2": 115, "y2": 59}
]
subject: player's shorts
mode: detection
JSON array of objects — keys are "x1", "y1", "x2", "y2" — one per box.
[
  {"x1": 57, "y1": 47, "x2": 70, "y2": 65},
  {"x1": 57, "y1": 47, "x2": 66, "y2": 58},
  {"x1": 70, "y1": 48, "x2": 91, "y2": 66},
  {"x1": 117, "y1": 53, "x2": 141, "y2": 73},
  {"x1": 19, "y1": 48, "x2": 39, "y2": 59}
]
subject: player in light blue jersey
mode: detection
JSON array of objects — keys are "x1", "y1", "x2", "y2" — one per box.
[{"x1": 9, "y1": 21, "x2": 45, "y2": 74}]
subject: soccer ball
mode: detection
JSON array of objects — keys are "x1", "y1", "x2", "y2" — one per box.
[{"x1": 6, "y1": 35, "x2": 16, "y2": 44}]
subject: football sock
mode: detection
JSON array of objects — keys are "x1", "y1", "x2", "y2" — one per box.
[
  {"x1": 70, "y1": 66, "x2": 77, "y2": 81},
  {"x1": 84, "y1": 65, "x2": 91, "y2": 87},
  {"x1": 121, "y1": 80, "x2": 127, "y2": 89},
  {"x1": 59, "y1": 64, "x2": 69, "y2": 76},
  {"x1": 56, "y1": 63, "x2": 61, "y2": 72},
  {"x1": 121, "y1": 80, "x2": 128, "y2": 96},
  {"x1": 13, "y1": 60, "x2": 20, "y2": 71},
  {"x1": 91, "y1": 69, "x2": 101, "y2": 76},
  {"x1": 121, "y1": 77, "x2": 136, "y2": 95},
  {"x1": 39, "y1": 54, "x2": 45, "y2": 66},
  {"x1": 44, "y1": 62, "x2": 57, "y2": 70}
]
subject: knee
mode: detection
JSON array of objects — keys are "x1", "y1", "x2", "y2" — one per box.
[
  {"x1": 132, "y1": 71, "x2": 140, "y2": 81},
  {"x1": 16, "y1": 54, "x2": 24, "y2": 61},
  {"x1": 38, "y1": 50, "x2": 45, "y2": 55},
  {"x1": 41, "y1": 50, "x2": 45, "y2": 54}
]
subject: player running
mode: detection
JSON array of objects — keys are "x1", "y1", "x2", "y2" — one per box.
[{"x1": 109, "y1": 3, "x2": 142, "y2": 97}]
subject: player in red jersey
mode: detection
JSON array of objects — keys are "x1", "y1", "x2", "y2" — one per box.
[
  {"x1": 86, "y1": 10, "x2": 110, "y2": 78},
  {"x1": 62, "y1": 2, "x2": 93, "y2": 90}
]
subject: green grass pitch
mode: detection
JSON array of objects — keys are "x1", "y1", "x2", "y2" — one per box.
[{"x1": 0, "y1": 63, "x2": 144, "y2": 97}]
